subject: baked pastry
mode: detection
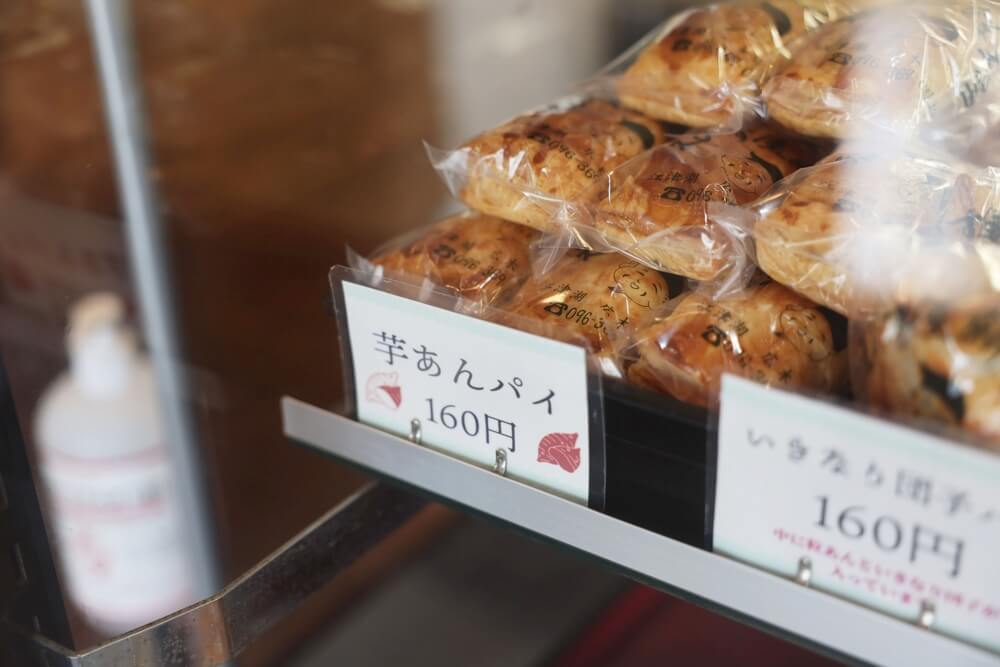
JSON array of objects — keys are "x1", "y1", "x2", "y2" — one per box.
[
  {"x1": 853, "y1": 295, "x2": 1000, "y2": 448},
  {"x1": 953, "y1": 109, "x2": 1000, "y2": 169},
  {"x1": 618, "y1": 0, "x2": 860, "y2": 128},
  {"x1": 450, "y1": 99, "x2": 666, "y2": 233},
  {"x1": 755, "y1": 150, "x2": 1000, "y2": 315},
  {"x1": 962, "y1": 128, "x2": 1000, "y2": 169},
  {"x1": 627, "y1": 280, "x2": 847, "y2": 407},
  {"x1": 371, "y1": 213, "x2": 538, "y2": 309},
  {"x1": 579, "y1": 123, "x2": 826, "y2": 282},
  {"x1": 765, "y1": 1, "x2": 1000, "y2": 139},
  {"x1": 499, "y1": 250, "x2": 683, "y2": 377}
]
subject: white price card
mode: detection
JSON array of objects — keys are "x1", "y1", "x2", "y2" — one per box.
[
  {"x1": 714, "y1": 375, "x2": 1000, "y2": 652},
  {"x1": 338, "y1": 279, "x2": 599, "y2": 505}
]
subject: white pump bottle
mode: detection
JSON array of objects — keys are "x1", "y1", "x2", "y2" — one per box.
[{"x1": 35, "y1": 293, "x2": 194, "y2": 635}]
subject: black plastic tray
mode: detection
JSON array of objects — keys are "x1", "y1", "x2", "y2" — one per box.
[{"x1": 602, "y1": 379, "x2": 711, "y2": 549}]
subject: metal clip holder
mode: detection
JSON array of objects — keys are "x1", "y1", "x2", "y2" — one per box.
[
  {"x1": 795, "y1": 557, "x2": 813, "y2": 587},
  {"x1": 494, "y1": 449, "x2": 508, "y2": 477}
]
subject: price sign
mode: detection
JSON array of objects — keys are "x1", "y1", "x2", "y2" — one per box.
[
  {"x1": 336, "y1": 277, "x2": 602, "y2": 506},
  {"x1": 714, "y1": 375, "x2": 1000, "y2": 652}
]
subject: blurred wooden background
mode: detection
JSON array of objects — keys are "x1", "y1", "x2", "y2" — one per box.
[
  {"x1": 0, "y1": 1, "x2": 446, "y2": 662},
  {"x1": 0, "y1": 0, "x2": 685, "y2": 662}
]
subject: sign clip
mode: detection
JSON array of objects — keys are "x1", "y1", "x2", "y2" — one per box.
[
  {"x1": 795, "y1": 557, "x2": 813, "y2": 587},
  {"x1": 494, "y1": 449, "x2": 508, "y2": 477},
  {"x1": 917, "y1": 600, "x2": 936, "y2": 629}
]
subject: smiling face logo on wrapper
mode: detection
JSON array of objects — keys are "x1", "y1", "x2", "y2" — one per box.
[
  {"x1": 722, "y1": 152, "x2": 784, "y2": 197},
  {"x1": 779, "y1": 305, "x2": 832, "y2": 362},
  {"x1": 617, "y1": 118, "x2": 659, "y2": 153},
  {"x1": 613, "y1": 261, "x2": 662, "y2": 308}
]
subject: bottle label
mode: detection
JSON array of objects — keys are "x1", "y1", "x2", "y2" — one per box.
[{"x1": 41, "y1": 446, "x2": 194, "y2": 632}]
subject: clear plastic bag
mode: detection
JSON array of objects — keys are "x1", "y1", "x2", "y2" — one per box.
[
  {"x1": 358, "y1": 212, "x2": 540, "y2": 313},
  {"x1": 764, "y1": 0, "x2": 1000, "y2": 140},
  {"x1": 754, "y1": 149, "x2": 1000, "y2": 316},
  {"x1": 612, "y1": 0, "x2": 865, "y2": 130},
  {"x1": 624, "y1": 278, "x2": 848, "y2": 408},
  {"x1": 494, "y1": 250, "x2": 686, "y2": 379},
  {"x1": 947, "y1": 101, "x2": 1000, "y2": 168},
  {"x1": 955, "y1": 121, "x2": 1000, "y2": 169},
  {"x1": 851, "y1": 294, "x2": 1000, "y2": 449},
  {"x1": 567, "y1": 123, "x2": 829, "y2": 290},
  {"x1": 428, "y1": 97, "x2": 667, "y2": 234}
]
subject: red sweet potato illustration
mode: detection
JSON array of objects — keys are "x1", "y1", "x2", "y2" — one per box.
[
  {"x1": 537, "y1": 432, "x2": 581, "y2": 473},
  {"x1": 366, "y1": 372, "x2": 402, "y2": 409}
]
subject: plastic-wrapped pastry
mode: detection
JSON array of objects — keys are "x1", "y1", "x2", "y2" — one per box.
[
  {"x1": 431, "y1": 99, "x2": 666, "y2": 233},
  {"x1": 626, "y1": 280, "x2": 847, "y2": 407},
  {"x1": 574, "y1": 124, "x2": 826, "y2": 284},
  {"x1": 938, "y1": 66, "x2": 1000, "y2": 168},
  {"x1": 764, "y1": 1, "x2": 1000, "y2": 140},
  {"x1": 852, "y1": 295, "x2": 1000, "y2": 448},
  {"x1": 498, "y1": 250, "x2": 683, "y2": 378},
  {"x1": 370, "y1": 213, "x2": 539, "y2": 310},
  {"x1": 962, "y1": 128, "x2": 1000, "y2": 169},
  {"x1": 754, "y1": 150, "x2": 1000, "y2": 316},
  {"x1": 617, "y1": 0, "x2": 861, "y2": 129}
]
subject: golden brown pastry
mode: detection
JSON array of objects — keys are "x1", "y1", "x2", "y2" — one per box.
[
  {"x1": 964, "y1": 131, "x2": 1000, "y2": 169},
  {"x1": 371, "y1": 213, "x2": 539, "y2": 309},
  {"x1": 958, "y1": 116, "x2": 1000, "y2": 169},
  {"x1": 765, "y1": 1, "x2": 1000, "y2": 139},
  {"x1": 853, "y1": 295, "x2": 1000, "y2": 448},
  {"x1": 454, "y1": 99, "x2": 666, "y2": 233},
  {"x1": 580, "y1": 124, "x2": 826, "y2": 281},
  {"x1": 499, "y1": 251, "x2": 683, "y2": 377},
  {"x1": 755, "y1": 151, "x2": 1000, "y2": 315},
  {"x1": 627, "y1": 281, "x2": 847, "y2": 407},
  {"x1": 618, "y1": 0, "x2": 860, "y2": 128}
]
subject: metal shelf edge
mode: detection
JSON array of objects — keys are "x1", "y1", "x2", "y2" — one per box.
[{"x1": 281, "y1": 396, "x2": 1000, "y2": 667}]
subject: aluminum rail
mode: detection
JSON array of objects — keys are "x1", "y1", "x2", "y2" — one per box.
[{"x1": 281, "y1": 397, "x2": 1000, "y2": 667}]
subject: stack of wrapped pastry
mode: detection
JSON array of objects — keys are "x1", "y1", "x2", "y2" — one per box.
[
  {"x1": 616, "y1": 0, "x2": 870, "y2": 129},
  {"x1": 350, "y1": 0, "x2": 999, "y2": 450}
]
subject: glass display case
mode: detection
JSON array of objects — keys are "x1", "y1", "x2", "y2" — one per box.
[{"x1": 2, "y1": 1, "x2": 998, "y2": 665}]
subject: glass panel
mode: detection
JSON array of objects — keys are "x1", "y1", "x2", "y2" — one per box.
[
  {"x1": 14, "y1": 0, "x2": 989, "y2": 664},
  {"x1": 1, "y1": 0, "x2": 688, "y2": 658}
]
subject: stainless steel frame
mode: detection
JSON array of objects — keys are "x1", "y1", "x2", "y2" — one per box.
[
  {"x1": 7, "y1": 483, "x2": 425, "y2": 666},
  {"x1": 83, "y1": 0, "x2": 220, "y2": 598},
  {"x1": 281, "y1": 397, "x2": 1000, "y2": 667}
]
